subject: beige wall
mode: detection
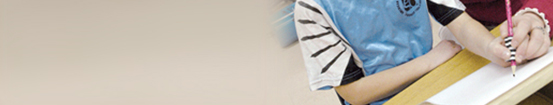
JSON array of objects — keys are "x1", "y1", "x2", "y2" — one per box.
[{"x1": 0, "y1": 0, "x2": 283, "y2": 105}]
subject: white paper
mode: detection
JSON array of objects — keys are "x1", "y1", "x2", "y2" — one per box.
[{"x1": 424, "y1": 47, "x2": 553, "y2": 105}]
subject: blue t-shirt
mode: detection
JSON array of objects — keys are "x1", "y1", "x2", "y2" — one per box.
[{"x1": 312, "y1": 0, "x2": 433, "y2": 104}]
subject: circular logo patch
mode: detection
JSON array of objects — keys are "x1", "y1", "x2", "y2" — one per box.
[{"x1": 396, "y1": 0, "x2": 421, "y2": 16}]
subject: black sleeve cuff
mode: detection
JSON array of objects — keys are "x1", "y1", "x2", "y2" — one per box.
[
  {"x1": 339, "y1": 55, "x2": 365, "y2": 85},
  {"x1": 427, "y1": 0, "x2": 464, "y2": 26}
]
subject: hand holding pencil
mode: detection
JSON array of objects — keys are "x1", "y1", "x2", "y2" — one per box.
[{"x1": 500, "y1": 0, "x2": 551, "y2": 77}]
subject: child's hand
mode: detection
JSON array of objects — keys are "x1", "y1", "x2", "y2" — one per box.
[{"x1": 427, "y1": 40, "x2": 462, "y2": 67}]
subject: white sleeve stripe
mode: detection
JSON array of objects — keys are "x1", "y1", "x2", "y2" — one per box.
[
  {"x1": 295, "y1": 0, "x2": 365, "y2": 91},
  {"x1": 320, "y1": 45, "x2": 348, "y2": 73},
  {"x1": 311, "y1": 40, "x2": 342, "y2": 57},
  {"x1": 300, "y1": 31, "x2": 332, "y2": 41},
  {"x1": 295, "y1": 0, "x2": 351, "y2": 46},
  {"x1": 297, "y1": 19, "x2": 317, "y2": 24}
]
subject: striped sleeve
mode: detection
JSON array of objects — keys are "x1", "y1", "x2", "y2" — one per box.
[
  {"x1": 427, "y1": 0, "x2": 466, "y2": 26},
  {"x1": 294, "y1": 0, "x2": 364, "y2": 91}
]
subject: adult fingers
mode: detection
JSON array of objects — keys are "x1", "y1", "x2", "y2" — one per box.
[
  {"x1": 530, "y1": 35, "x2": 550, "y2": 59},
  {"x1": 489, "y1": 37, "x2": 510, "y2": 61},
  {"x1": 515, "y1": 36, "x2": 530, "y2": 63},
  {"x1": 532, "y1": 41, "x2": 548, "y2": 60},
  {"x1": 526, "y1": 27, "x2": 546, "y2": 59},
  {"x1": 500, "y1": 16, "x2": 525, "y2": 38},
  {"x1": 512, "y1": 20, "x2": 532, "y2": 48},
  {"x1": 500, "y1": 21, "x2": 509, "y2": 38}
]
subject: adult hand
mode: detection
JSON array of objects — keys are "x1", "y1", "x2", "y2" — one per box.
[
  {"x1": 499, "y1": 12, "x2": 550, "y2": 64},
  {"x1": 486, "y1": 36, "x2": 511, "y2": 67}
]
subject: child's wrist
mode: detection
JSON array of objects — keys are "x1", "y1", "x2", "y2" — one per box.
[{"x1": 421, "y1": 52, "x2": 440, "y2": 71}]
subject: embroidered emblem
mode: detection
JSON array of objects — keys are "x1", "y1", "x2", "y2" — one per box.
[{"x1": 397, "y1": 0, "x2": 421, "y2": 16}]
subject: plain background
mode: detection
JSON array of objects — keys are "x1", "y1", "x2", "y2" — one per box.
[
  {"x1": 0, "y1": 0, "x2": 444, "y2": 105},
  {"x1": 1, "y1": 0, "x2": 273, "y2": 105}
]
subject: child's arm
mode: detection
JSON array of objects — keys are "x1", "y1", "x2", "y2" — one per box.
[
  {"x1": 445, "y1": 13, "x2": 511, "y2": 66},
  {"x1": 427, "y1": 0, "x2": 512, "y2": 66},
  {"x1": 335, "y1": 40, "x2": 461, "y2": 105},
  {"x1": 294, "y1": 0, "x2": 460, "y2": 104}
]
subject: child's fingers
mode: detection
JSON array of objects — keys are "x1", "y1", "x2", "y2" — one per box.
[{"x1": 448, "y1": 40, "x2": 462, "y2": 53}]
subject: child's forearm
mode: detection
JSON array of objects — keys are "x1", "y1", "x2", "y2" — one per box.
[
  {"x1": 335, "y1": 55, "x2": 432, "y2": 105},
  {"x1": 334, "y1": 42, "x2": 458, "y2": 105},
  {"x1": 446, "y1": 13, "x2": 508, "y2": 66},
  {"x1": 447, "y1": 13, "x2": 493, "y2": 55}
]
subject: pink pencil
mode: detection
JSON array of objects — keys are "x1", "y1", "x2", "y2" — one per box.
[{"x1": 504, "y1": 0, "x2": 517, "y2": 77}]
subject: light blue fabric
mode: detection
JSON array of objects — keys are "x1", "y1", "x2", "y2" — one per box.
[{"x1": 312, "y1": 0, "x2": 433, "y2": 104}]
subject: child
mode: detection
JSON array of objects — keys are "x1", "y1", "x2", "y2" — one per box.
[{"x1": 293, "y1": 0, "x2": 548, "y2": 104}]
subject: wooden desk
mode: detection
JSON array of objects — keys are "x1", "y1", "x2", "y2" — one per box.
[{"x1": 384, "y1": 27, "x2": 553, "y2": 105}]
